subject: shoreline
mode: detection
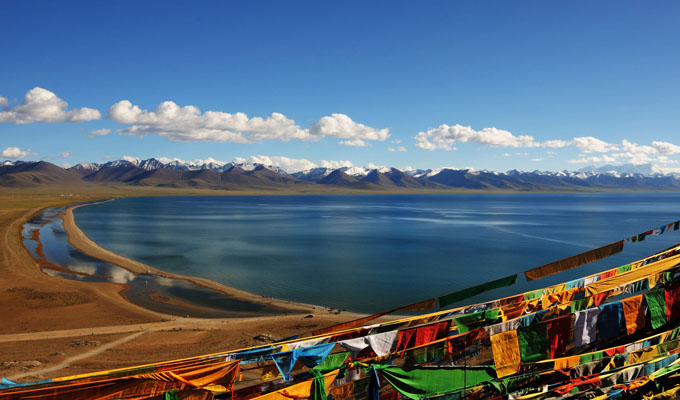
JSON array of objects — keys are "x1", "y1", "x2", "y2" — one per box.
[{"x1": 60, "y1": 201, "x2": 327, "y2": 316}]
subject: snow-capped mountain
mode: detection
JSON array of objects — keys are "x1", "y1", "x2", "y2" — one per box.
[{"x1": 4, "y1": 157, "x2": 680, "y2": 191}]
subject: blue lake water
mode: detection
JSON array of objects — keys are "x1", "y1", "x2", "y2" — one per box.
[{"x1": 73, "y1": 194, "x2": 680, "y2": 313}]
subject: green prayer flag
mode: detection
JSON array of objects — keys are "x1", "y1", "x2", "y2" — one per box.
[
  {"x1": 501, "y1": 373, "x2": 541, "y2": 394},
  {"x1": 658, "y1": 339, "x2": 680, "y2": 355},
  {"x1": 404, "y1": 341, "x2": 447, "y2": 365},
  {"x1": 518, "y1": 323, "x2": 549, "y2": 363},
  {"x1": 571, "y1": 298, "x2": 588, "y2": 313},
  {"x1": 579, "y1": 351, "x2": 603, "y2": 364},
  {"x1": 454, "y1": 309, "x2": 501, "y2": 333},
  {"x1": 309, "y1": 369, "x2": 328, "y2": 400},
  {"x1": 313, "y1": 352, "x2": 349, "y2": 373},
  {"x1": 438, "y1": 274, "x2": 518, "y2": 308},
  {"x1": 372, "y1": 365, "x2": 496, "y2": 400},
  {"x1": 164, "y1": 391, "x2": 179, "y2": 400},
  {"x1": 523, "y1": 288, "x2": 544, "y2": 301},
  {"x1": 645, "y1": 289, "x2": 668, "y2": 329},
  {"x1": 617, "y1": 263, "x2": 632, "y2": 274}
]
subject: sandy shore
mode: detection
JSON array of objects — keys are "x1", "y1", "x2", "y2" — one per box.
[{"x1": 61, "y1": 201, "x2": 321, "y2": 314}]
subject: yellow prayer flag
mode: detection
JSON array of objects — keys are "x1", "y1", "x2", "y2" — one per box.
[{"x1": 491, "y1": 330, "x2": 521, "y2": 378}]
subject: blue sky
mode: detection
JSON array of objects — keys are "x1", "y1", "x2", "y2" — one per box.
[{"x1": 1, "y1": 1, "x2": 679, "y2": 173}]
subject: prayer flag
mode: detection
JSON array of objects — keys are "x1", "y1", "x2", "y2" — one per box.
[{"x1": 524, "y1": 241, "x2": 625, "y2": 281}]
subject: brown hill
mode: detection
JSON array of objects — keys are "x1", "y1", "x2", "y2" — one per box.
[{"x1": 0, "y1": 161, "x2": 85, "y2": 187}]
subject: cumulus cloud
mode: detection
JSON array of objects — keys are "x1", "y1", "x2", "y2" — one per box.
[
  {"x1": 570, "y1": 137, "x2": 618, "y2": 153},
  {"x1": 656, "y1": 156, "x2": 677, "y2": 164},
  {"x1": 0, "y1": 97, "x2": 7, "y2": 106},
  {"x1": 1, "y1": 146, "x2": 33, "y2": 159},
  {"x1": 60, "y1": 152, "x2": 70, "y2": 158},
  {"x1": 542, "y1": 140, "x2": 569, "y2": 148},
  {"x1": 413, "y1": 124, "x2": 563, "y2": 151},
  {"x1": 320, "y1": 159, "x2": 354, "y2": 169},
  {"x1": 388, "y1": 146, "x2": 407, "y2": 152},
  {"x1": 340, "y1": 139, "x2": 368, "y2": 147},
  {"x1": 652, "y1": 141, "x2": 680, "y2": 154},
  {"x1": 233, "y1": 155, "x2": 317, "y2": 173},
  {"x1": 531, "y1": 158, "x2": 544, "y2": 162},
  {"x1": 108, "y1": 101, "x2": 388, "y2": 146},
  {"x1": 90, "y1": 128, "x2": 111, "y2": 136},
  {"x1": 570, "y1": 138, "x2": 680, "y2": 166},
  {"x1": 0, "y1": 87, "x2": 100, "y2": 124},
  {"x1": 568, "y1": 154, "x2": 618, "y2": 164},
  {"x1": 121, "y1": 155, "x2": 140, "y2": 164},
  {"x1": 309, "y1": 113, "x2": 389, "y2": 142},
  {"x1": 651, "y1": 165, "x2": 680, "y2": 174}
]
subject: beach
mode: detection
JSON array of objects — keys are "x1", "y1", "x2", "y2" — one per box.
[{"x1": 0, "y1": 191, "x2": 367, "y2": 383}]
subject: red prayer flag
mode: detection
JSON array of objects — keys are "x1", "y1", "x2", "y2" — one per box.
[{"x1": 548, "y1": 315, "x2": 572, "y2": 358}]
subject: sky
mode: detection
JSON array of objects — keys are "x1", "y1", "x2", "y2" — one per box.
[{"x1": 1, "y1": 1, "x2": 680, "y2": 173}]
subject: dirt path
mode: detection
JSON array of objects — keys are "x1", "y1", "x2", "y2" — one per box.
[
  {"x1": 7, "y1": 331, "x2": 148, "y2": 380},
  {"x1": 0, "y1": 318, "x2": 229, "y2": 343}
]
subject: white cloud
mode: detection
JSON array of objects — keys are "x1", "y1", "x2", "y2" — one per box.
[
  {"x1": 60, "y1": 152, "x2": 70, "y2": 158},
  {"x1": 503, "y1": 153, "x2": 510, "y2": 157},
  {"x1": 531, "y1": 158, "x2": 544, "y2": 162},
  {"x1": 547, "y1": 151, "x2": 557, "y2": 156},
  {"x1": 413, "y1": 124, "x2": 563, "y2": 151},
  {"x1": 309, "y1": 113, "x2": 389, "y2": 142},
  {"x1": 103, "y1": 155, "x2": 112, "y2": 160},
  {"x1": 339, "y1": 139, "x2": 368, "y2": 147},
  {"x1": 121, "y1": 155, "x2": 140, "y2": 164},
  {"x1": 391, "y1": 139, "x2": 402, "y2": 144},
  {"x1": 655, "y1": 156, "x2": 677, "y2": 164},
  {"x1": 234, "y1": 155, "x2": 317, "y2": 173},
  {"x1": 652, "y1": 141, "x2": 680, "y2": 154},
  {"x1": 90, "y1": 128, "x2": 111, "y2": 136},
  {"x1": 61, "y1": 162, "x2": 71, "y2": 168},
  {"x1": 319, "y1": 159, "x2": 354, "y2": 169},
  {"x1": 415, "y1": 125, "x2": 536, "y2": 150},
  {"x1": 651, "y1": 165, "x2": 680, "y2": 174},
  {"x1": 108, "y1": 101, "x2": 388, "y2": 146},
  {"x1": 388, "y1": 146, "x2": 407, "y2": 152},
  {"x1": 0, "y1": 87, "x2": 100, "y2": 124},
  {"x1": 542, "y1": 140, "x2": 569, "y2": 148},
  {"x1": 1, "y1": 146, "x2": 33, "y2": 159},
  {"x1": 568, "y1": 154, "x2": 617, "y2": 164},
  {"x1": 0, "y1": 97, "x2": 7, "y2": 106},
  {"x1": 628, "y1": 153, "x2": 653, "y2": 165},
  {"x1": 571, "y1": 137, "x2": 618, "y2": 153}
]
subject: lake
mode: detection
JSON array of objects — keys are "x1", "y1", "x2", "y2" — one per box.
[{"x1": 72, "y1": 193, "x2": 680, "y2": 313}]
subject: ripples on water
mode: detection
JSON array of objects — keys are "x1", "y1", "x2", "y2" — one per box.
[{"x1": 69, "y1": 193, "x2": 680, "y2": 313}]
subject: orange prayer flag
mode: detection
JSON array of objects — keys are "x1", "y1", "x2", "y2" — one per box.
[{"x1": 622, "y1": 295, "x2": 646, "y2": 335}]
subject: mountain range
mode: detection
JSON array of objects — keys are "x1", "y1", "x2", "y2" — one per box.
[{"x1": 2, "y1": 158, "x2": 680, "y2": 192}]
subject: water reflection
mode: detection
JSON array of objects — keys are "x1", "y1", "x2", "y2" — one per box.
[{"x1": 22, "y1": 206, "x2": 284, "y2": 318}]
